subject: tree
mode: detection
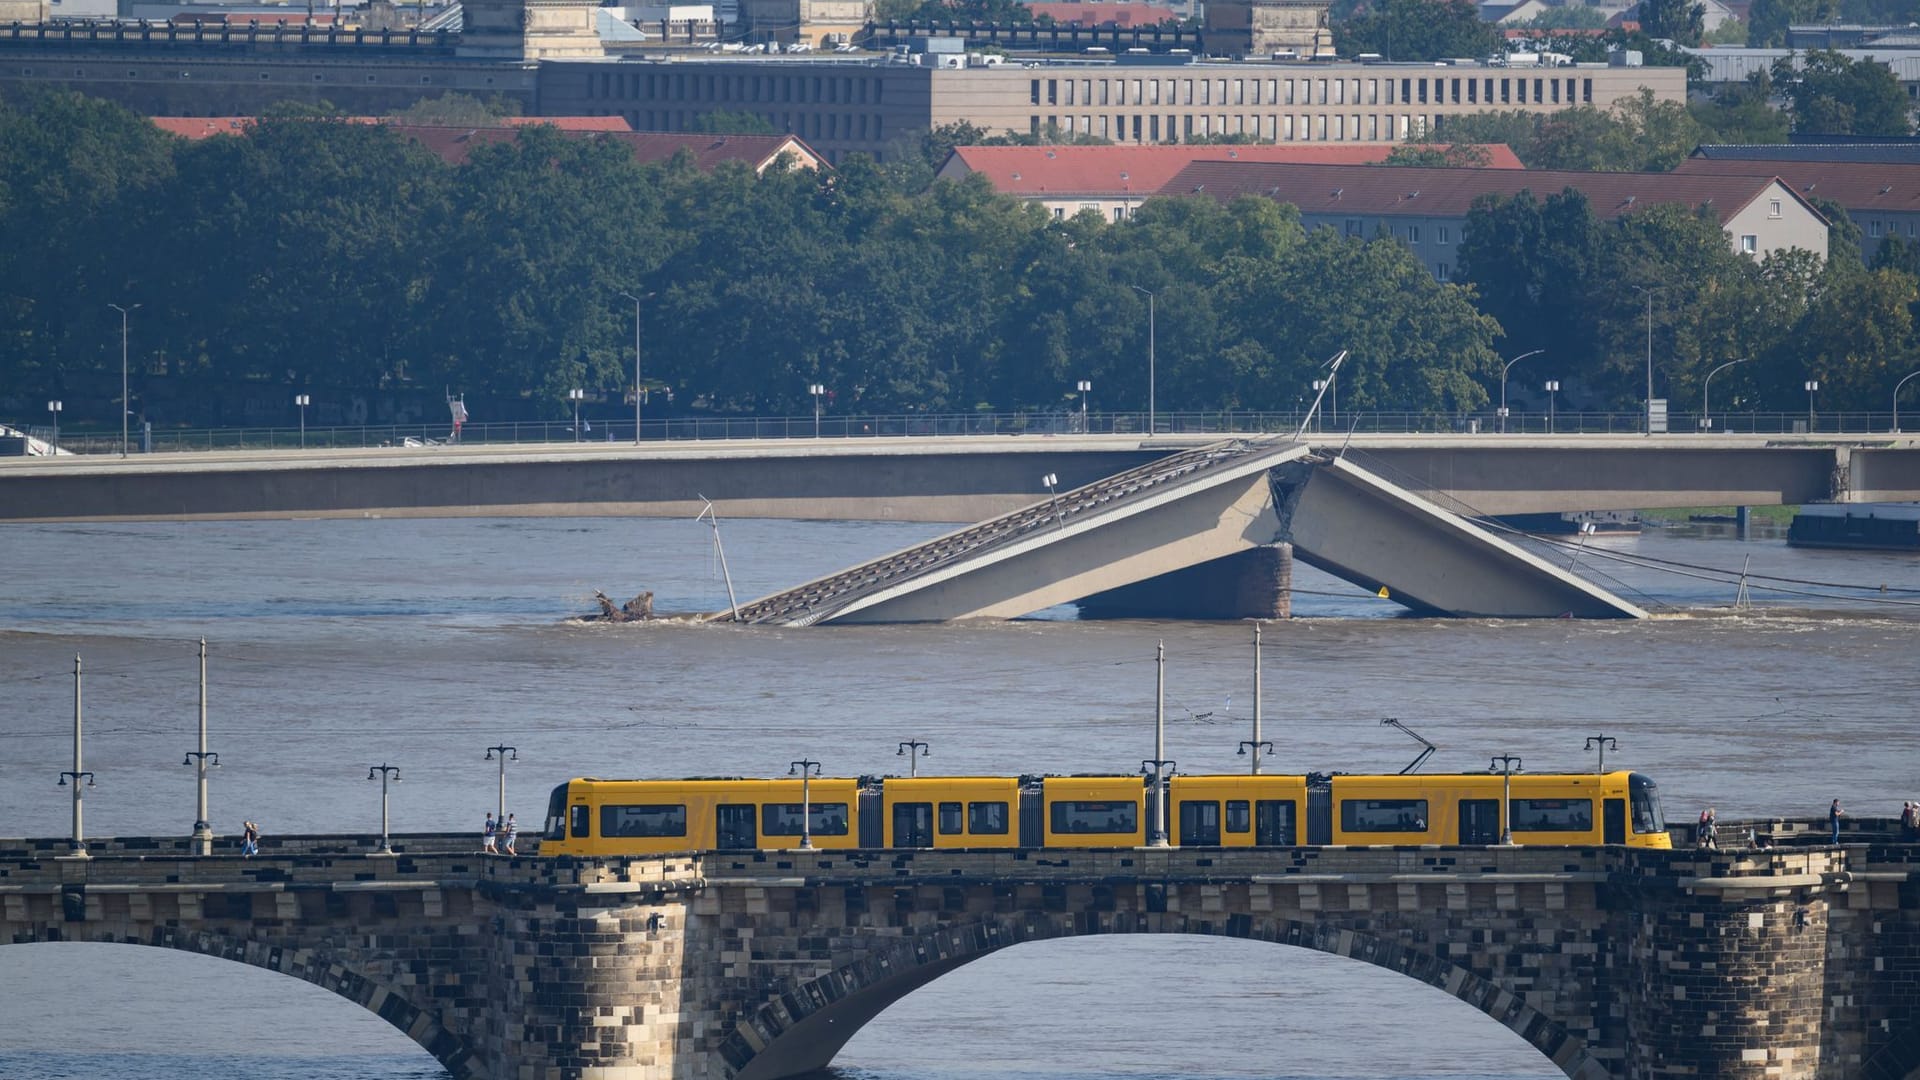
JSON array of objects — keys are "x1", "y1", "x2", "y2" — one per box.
[
  {"x1": 689, "y1": 110, "x2": 778, "y2": 134},
  {"x1": 1517, "y1": 6, "x2": 1607, "y2": 29},
  {"x1": 1381, "y1": 143, "x2": 1492, "y2": 168},
  {"x1": 1745, "y1": 0, "x2": 1833, "y2": 46},
  {"x1": 387, "y1": 92, "x2": 522, "y2": 126},
  {"x1": 1689, "y1": 70, "x2": 1790, "y2": 145},
  {"x1": 1637, "y1": 0, "x2": 1705, "y2": 46},
  {"x1": 1331, "y1": 0, "x2": 1500, "y2": 61},
  {"x1": 1771, "y1": 49, "x2": 1912, "y2": 135}
]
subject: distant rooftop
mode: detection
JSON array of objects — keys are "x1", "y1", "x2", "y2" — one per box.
[
  {"x1": 941, "y1": 143, "x2": 1523, "y2": 199},
  {"x1": 1692, "y1": 141, "x2": 1920, "y2": 165}
]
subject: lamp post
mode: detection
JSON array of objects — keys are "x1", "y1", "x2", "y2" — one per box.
[
  {"x1": 1311, "y1": 379, "x2": 1327, "y2": 434},
  {"x1": 1128, "y1": 285, "x2": 1156, "y2": 433},
  {"x1": 1544, "y1": 380, "x2": 1560, "y2": 434},
  {"x1": 620, "y1": 291, "x2": 649, "y2": 445},
  {"x1": 1896, "y1": 369, "x2": 1920, "y2": 433},
  {"x1": 58, "y1": 656, "x2": 94, "y2": 856},
  {"x1": 182, "y1": 638, "x2": 219, "y2": 855},
  {"x1": 367, "y1": 764, "x2": 402, "y2": 855},
  {"x1": 568, "y1": 388, "x2": 585, "y2": 442},
  {"x1": 1077, "y1": 379, "x2": 1092, "y2": 433},
  {"x1": 809, "y1": 383, "x2": 825, "y2": 438},
  {"x1": 1489, "y1": 754, "x2": 1523, "y2": 846},
  {"x1": 108, "y1": 302, "x2": 140, "y2": 458},
  {"x1": 486, "y1": 744, "x2": 517, "y2": 824},
  {"x1": 1701, "y1": 358, "x2": 1749, "y2": 433},
  {"x1": 788, "y1": 759, "x2": 822, "y2": 849},
  {"x1": 1804, "y1": 380, "x2": 1820, "y2": 431},
  {"x1": 1237, "y1": 622, "x2": 1272, "y2": 774},
  {"x1": 1499, "y1": 348, "x2": 1544, "y2": 434},
  {"x1": 896, "y1": 739, "x2": 929, "y2": 778},
  {"x1": 47, "y1": 400, "x2": 61, "y2": 454},
  {"x1": 294, "y1": 393, "x2": 310, "y2": 448},
  {"x1": 1584, "y1": 734, "x2": 1617, "y2": 775},
  {"x1": 1630, "y1": 286, "x2": 1663, "y2": 435},
  {"x1": 1141, "y1": 640, "x2": 1174, "y2": 848},
  {"x1": 1042, "y1": 472, "x2": 1064, "y2": 528}
]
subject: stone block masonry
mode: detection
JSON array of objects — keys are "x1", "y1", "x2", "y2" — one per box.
[{"x1": 2, "y1": 831, "x2": 1917, "y2": 1079}]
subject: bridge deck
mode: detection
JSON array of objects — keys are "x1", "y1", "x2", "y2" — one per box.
[{"x1": 721, "y1": 437, "x2": 1290, "y2": 624}]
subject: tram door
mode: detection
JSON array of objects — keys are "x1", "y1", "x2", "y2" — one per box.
[
  {"x1": 1603, "y1": 799, "x2": 1627, "y2": 844},
  {"x1": 893, "y1": 802, "x2": 935, "y2": 848},
  {"x1": 1178, "y1": 801, "x2": 1221, "y2": 846},
  {"x1": 716, "y1": 804, "x2": 757, "y2": 849},
  {"x1": 1255, "y1": 800, "x2": 1297, "y2": 845},
  {"x1": 1459, "y1": 799, "x2": 1501, "y2": 845}
]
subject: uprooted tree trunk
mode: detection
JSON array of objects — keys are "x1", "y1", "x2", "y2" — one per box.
[{"x1": 591, "y1": 590, "x2": 655, "y2": 622}]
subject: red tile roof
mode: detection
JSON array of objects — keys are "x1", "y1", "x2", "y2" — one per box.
[
  {"x1": 1161, "y1": 160, "x2": 1806, "y2": 225},
  {"x1": 149, "y1": 115, "x2": 633, "y2": 141},
  {"x1": 1024, "y1": 1, "x2": 1180, "y2": 27},
  {"x1": 941, "y1": 143, "x2": 1523, "y2": 197},
  {"x1": 1675, "y1": 156, "x2": 1920, "y2": 213}
]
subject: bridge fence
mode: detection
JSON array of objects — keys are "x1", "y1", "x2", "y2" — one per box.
[{"x1": 13, "y1": 408, "x2": 1908, "y2": 456}]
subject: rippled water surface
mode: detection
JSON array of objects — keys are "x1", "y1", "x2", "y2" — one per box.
[{"x1": 1, "y1": 515, "x2": 1916, "y2": 1080}]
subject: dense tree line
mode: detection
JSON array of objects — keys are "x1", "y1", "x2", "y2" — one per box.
[
  {"x1": 1, "y1": 89, "x2": 1913, "y2": 432},
  {"x1": 0, "y1": 91, "x2": 1502, "y2": 428}
]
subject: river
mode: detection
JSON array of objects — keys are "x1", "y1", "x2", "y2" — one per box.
[{"x1": 0, "y1": 514, "x2": 1916, "y2": 1080}]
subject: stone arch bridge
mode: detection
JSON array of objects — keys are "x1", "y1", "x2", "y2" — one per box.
[{"x1": 2, "y1": 832, "x2": 1917, "y2": 1079}]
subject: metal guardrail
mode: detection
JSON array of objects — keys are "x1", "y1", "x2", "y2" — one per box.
[
  {"x1": 11, "y1": 409, "x2": 1913, "y2": 457},
  {"x1": 723, "y1": 438, "x2": 1296, "y2": 625}
]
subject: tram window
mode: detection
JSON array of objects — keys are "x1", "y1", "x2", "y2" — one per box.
[
  {"x1": 1341, "y1": 798, "x2": 1429, "y2": 832},
  {"x1": 569, "y1": 804, "x2": 590, "y2": 839},
  {"x1": 601, "y1": 803, "x2": 687, "y2": 837},
  {"x1": 1051, "y1": 800, "x2": 1138, "y2": 834},
  {"x1": 1255, "y1": 800, "x2": 1295, "y2": 845},
  {"x1": 1630, "y1": 775, "x2": 1667, "y2": 834},
  {"x1": 1225, "y1": 800, "x2": 1250, "y2": 833},
  {"x1": 762, "y1": 802, "x2": 851, "y2": 836},
  {"x1": 969, "y1": 801, "x2": 1010, "y2": 834},
  {"x1": 1510, "y1": 798, "x2": 1593, "y2": 832},
  {"x1": 939, "y1": 802, "x2": 964, "y2": 834}
]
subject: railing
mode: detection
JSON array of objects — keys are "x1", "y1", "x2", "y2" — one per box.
[{"x1": 9, "y1": 409, "x2": 1914, "y2": 457}]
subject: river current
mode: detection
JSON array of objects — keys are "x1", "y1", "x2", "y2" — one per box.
[{"x1": 1, "y1": 515, "x2": 1916, "y2": 1080}]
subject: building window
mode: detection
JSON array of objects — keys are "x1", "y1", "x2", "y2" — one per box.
[
  {"x1": 1437, "y1": 226, "x2": 1450, "y2": 244},
  {"x1": 1437, "y1": 263, "x2": 1450, "y2": 281},
  {"x1": 1741, "y1": 234, "x2": 1758, "y2": 253},
  {"x1": 1770, "y1": 199, "x2": 1782, "y2": 219},
  {"x1": 1871, "y1": 220, "x2": 1883, "y2": 237},
  {"x1": 1408, "y1": 225, "x2": 1421, "y2": 243}
]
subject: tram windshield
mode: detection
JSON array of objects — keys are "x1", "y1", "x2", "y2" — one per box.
[
  {"x1": 1629, "y1": 774, "x2": 1666, "y2": 835},
  {"x1": 544, "y1": 784, "x2": 570, "y2": 840}
]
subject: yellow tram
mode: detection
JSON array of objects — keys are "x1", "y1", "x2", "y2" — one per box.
[{"x1": 537, "y1": 770, "x2": 1671, "y2": 856}]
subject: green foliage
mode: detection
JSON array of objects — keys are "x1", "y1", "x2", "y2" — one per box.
[
  {"x1": 881, "y1": 0, "x2": 1039, "y2": 22},
  {"x1": 688, "y1": 110, "x2": 779, "y2": 134},
  {"x1": 1700, "y1": 17, "x2": 1748, "y2": 45},
  {"x1": 1430, "y1": 91, "x2": 1703, "y2": 172},
  {"x1": 1517, "y1": 6, "x2": 1608, "y2": 29},
  {"x1": 1745, "y1": 0, "x2": 1832, "y2": 46},
  {"x1": 387, "y1": 92, "x2": 522, "y2": 126},
  {"x1": 1637, "y1": 0, "x2": 1705, "y2": 46},
  {"x1": 1331, "y1": 0, "x2": 1501, "y2": 62},
  {"x1": 1688, "y1": 71, "x2": 1791, "y2": 145},
  {"x1": 1380, "y1": 143, "x2": 1493, "y2": 167},
  {"x1": 1771, "y1": 49, "x2": 1912, "y2": 136}
]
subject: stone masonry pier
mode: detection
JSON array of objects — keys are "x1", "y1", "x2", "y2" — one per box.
[{"x1": 3, "y1": 830, "x2": 1918, "y2": 1079}]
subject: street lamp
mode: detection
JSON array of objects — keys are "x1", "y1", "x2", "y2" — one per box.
[
  {"x1": 1630, "y1": 285, "x2": 1663, "y2": 435},
  {"x1": 1489, "y1": 754, "x2": 1523, "y2": 846},
  {"x1": 486, "y1": 744, "x2": 518, "y2": 824},
  {"x1": 1311, "y1": 379, "x2": 1327, "y2": 434},
  {"x1": 788, "y1": 758, "x2": 822, "y2": 849},
  {"x1": 1896, "y1": 369, "x2": 1920, "y2": 433},
  {"x1": 108, "y1": 302, "x2": 140, "y2": 458},
  {"x1": 1237, "y1": 623, "x2": 1272, "y2": 775},
  {"x1": 46, "y1": 400, "x2": 61, "y2": 454},
  {"x1": 896, "y1": 739, "x2": 929, "y2": 778},
  {"x1": 1584, "y1": 734, "x2": 1617, "y2": 775},
  {"x1": 1804, "y1": 380, "x2": 1820, "y2": 430},
  {"x1": 1141, "y1": 640, "x2": 1174, "y2": 848},
  {"x1": 1076, "y1": 379, "x2": 1092, "y2": 433},
  {"x1": 367, "y1": 764, "x2": 402, "y2": 855},
  {"x1": 294, "y1": 394, "x2": 310, "y2": 449},
  {"x1": 1544, "y1": 380, "x2": 1561, "y2": 435},
  {"x1": 1700, "y1": 358, "x2": 1749, "y2": 433},
  {"x1": 1129, "y1": 285, "x2": 1156, "y2": 433},
  {"x1": 567, "y1": 388, "x2": 585, "y2": 442},
  {"x1": 182, "y1": 638, "x2": 219, "y2": 854},
  {"x1": 619, "y1": 291, "x2": 650, "y2": 445},
  {"x1": 1499, "y1": 348, "x2": 1544, "y2": 434},
  {"x1": 1042, "y1": 472, "x2": 1064, "y2": 528},
  {"x1": 809, "y1": 383, "x2": 825, "y2": 438},
  {"x1": 57, "y1": 655, "x2": 94, "y2": 857}
]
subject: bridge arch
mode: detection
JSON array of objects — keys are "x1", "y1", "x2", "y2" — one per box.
[
  {"x1": 718, "y1": 910, "x2": 1607, "y2": 1080},
  {"x1": 2, "y1": 924, "x2": 478, "y2": 1078}
]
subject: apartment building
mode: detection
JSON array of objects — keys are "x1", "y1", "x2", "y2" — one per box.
[
  {"x1": 1166, "y1": 161, "x2": 1829, "y2": 279},
  {"x1": 1675, "y1": 156, "x2": 1920, "y2": 265}
]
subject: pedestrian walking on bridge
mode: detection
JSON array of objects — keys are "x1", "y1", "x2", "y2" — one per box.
[{"x1": 1829, "y1": 799, "x2": 1845, "y2": 844}]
